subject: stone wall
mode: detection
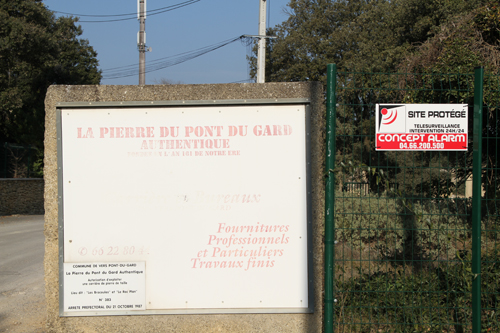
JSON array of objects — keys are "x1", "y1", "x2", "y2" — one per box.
[
  {"x1": 0, "y1": 178, "x2": 44, "y2": 216},
  {"x1": 44, "y1": 83, "x2": 325, "y2": 333}
]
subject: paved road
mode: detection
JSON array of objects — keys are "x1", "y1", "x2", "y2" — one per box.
[{"x1": 0, "y1": 215, "x2": 45, "y2": 333}]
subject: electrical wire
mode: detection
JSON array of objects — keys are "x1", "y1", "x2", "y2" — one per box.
[
  {"x1": 50, "y1": 0, "x2": 201, "y2": 23},
  {"x1": 52, "y1": 0, "x2": 199, "y2": 17},
  {"x1": 102, "y1": 36, "x2": 245, "y2": 80},
  {"x1": 103, "y1": 36, "x2": 243, "y2": 74}
]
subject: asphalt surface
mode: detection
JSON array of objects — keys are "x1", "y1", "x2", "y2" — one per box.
[{"x1": 0, "y1": 215, "x2": 45, "y2": 333}]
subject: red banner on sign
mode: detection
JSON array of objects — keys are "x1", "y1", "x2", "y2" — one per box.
[{"x1": 376, "y1": 133, "x2": 467, "y2": 150}]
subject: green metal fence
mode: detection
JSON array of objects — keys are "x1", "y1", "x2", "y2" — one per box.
[
  {"x1": 0, "y1": 142, "x2": 39, "y2": 178},
  {"x1": 325, "y1": 65, "x2": 500, "y2": 333},
  {"x1": 478, "y1": 71, "x2": 500, "y2": 333}
]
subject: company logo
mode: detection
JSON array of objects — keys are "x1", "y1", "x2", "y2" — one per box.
[
  {"x1": 381, "y1": 108, "x2": 397, "y2": 125},
  {"x1": 378, "y1": 105, "x2": 406, "y2": 133}
]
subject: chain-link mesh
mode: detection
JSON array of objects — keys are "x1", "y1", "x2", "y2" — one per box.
[
  {"x1": 479, "y1": 74, "x2": 500, "y2": 333},
  {"x1": 0, "y1": 142, "x2": 39, "y2": 178},
  {"x1": 330, "y1": 69, "x2": 499, "y2": 332}
]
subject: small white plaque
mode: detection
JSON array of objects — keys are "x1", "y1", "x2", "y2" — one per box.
[{"x1": 63, "y1": 262, "x2": 145, "y2": 312}]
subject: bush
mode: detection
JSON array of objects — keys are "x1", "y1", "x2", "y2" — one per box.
[
  {"x1": 334, "y1": 192, "x2": 471, "y2": 261},
  {"x1": 334, "y1": 191, "x2": 404, "y2": 252},
  {"x1": 334, "y1": 248, "x2": 500, "y2": 332}
]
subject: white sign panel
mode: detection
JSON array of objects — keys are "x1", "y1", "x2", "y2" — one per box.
[
  {"x1": 376, "y1": 104, "x2": 468, "y2": 150},
  {"x1": 63, "y1": 262, "x2": 145, "y2": 312},
  {"x1": 59, "y1": 102, "x2": 310, "y2": 315}
]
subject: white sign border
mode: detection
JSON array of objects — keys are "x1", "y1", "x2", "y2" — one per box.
[{"x1": 57, "y1": 99, "x2": 314, "y2": 317}]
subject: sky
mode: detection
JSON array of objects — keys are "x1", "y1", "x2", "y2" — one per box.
[{"x1": 42, "y1": 0, "x2": 291, "y2": 86}]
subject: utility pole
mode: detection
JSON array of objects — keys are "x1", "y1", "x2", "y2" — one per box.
[
  {"x1": 138, "y1": 0, "x2": 146, "y2": 85},
  {"x1": 256, "y1": 0, "x2": 267, "y2": 83}
]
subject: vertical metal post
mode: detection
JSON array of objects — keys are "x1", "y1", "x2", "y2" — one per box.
[
  {"x1": 27, "y1": 145, "x2": 31, "y2": 178},
  {"x1": 324, "y1": 64, "x2": 337, "y2": 333},
  {"x1": 256, "y1": 0, "x2": 267, "y2": 83},
  {"x1": 138, "y1": 0, "x2": 146, "y2": 85},
  {"x1": 472, "y1": 66, "x2": 484, "y2": 333},
  {"x1": 3, "y1": 142, "x2": 6, "y2": 178}
]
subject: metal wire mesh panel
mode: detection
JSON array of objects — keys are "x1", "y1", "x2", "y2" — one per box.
[
  {"x1": 479, "y1": 74, "x2": 500, "y2": 333},
  {"x1": 0, "y1": 142, "x2": 38, "y2": 178},
  {"x1": 330, "y1": 69, "x2": 500, "y2": 332}
]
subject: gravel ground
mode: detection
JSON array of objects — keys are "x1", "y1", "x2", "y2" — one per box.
[
  {"x1": 0, "y1": 215, "x2": 46, "y2": 333},
  {"x1": 0, "y1": 279, "x2": 46, "y2": 333}
]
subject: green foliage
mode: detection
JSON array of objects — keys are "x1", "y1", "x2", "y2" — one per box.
[
  {"x1": 250, "y1": 0, "x2": 485, "y2": 84},
  {"x1": 474, "y1": 1, "x2": 500, "y2": 46},
  {"x1": 30, "y1": 148, "x2": 44, "y2": 178},
  {"x1": 337, "y1": 270, "x2": 458, "y2": 332},
  {"x1": 335, "y1": 191, "x2": 405, "y2": 253},
  {"x1": 401, "y1": 2, "x2": 500, "y2": 75},
  {"x1": 0, "y1": 0, "x2": 101, "y2": 156},
  {"x1": 335, "y1": 248, "x2": 500, "y2": 332},
  {"x1": 253, "y1": 0, "x2": 500, "y2": 199},
  {"x1": 406, "y1": 199, "x2": 471, "y2": 259},
  {"x1": 388, "y1": 152, "x2": 461, "y2": 198},
  {"x1": 400, "y1": 0, "x2": 500, "y2": 211},
  {"x1": 334, "y1": 191, "x2": 471, "y2": 261}
]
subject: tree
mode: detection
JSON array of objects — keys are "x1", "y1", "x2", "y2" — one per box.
[
  {"x1": 250, "y1": 0, "x2": 483, "y2": 83},
  {"x1": 152, "y1": 78, "x2": 184, "y2": 85},
  {"x1": 250, "y1": 0, "x2": 496, "y2": 198},
  {"x1": 400, "y1": 1, "x2": 499, "y2": 74},
  {"x1": 401, "y1": 1, "x2": 500, "y2": 212},
  {"x1": 0, "y1": 0, "x2": 101, "y2": 161},
  {"x1": 253, "y1": 0, "x2": 382, "y2": 85}
]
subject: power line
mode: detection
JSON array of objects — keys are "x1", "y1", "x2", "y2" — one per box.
[
  {"x1": 103, "y1": 36, "x2": 244, "y2": 73},
  {"x1": 81, "y1": 1, "x2": 200, "y2": 23},
  {"x1": 50, "y1": 0, "x2": 201, "y2": 23},
  {"x1": 104, "y1": 36, "x2": 243, "y2": 79},
  {"x1": 102, "y1": 36, "x2": 245, "y2": 80},
  {"x1": 52, "y1": 0, "x2": 199, "y2": 17}
]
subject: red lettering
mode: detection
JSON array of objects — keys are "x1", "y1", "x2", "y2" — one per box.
[
  {"x1": 253, "y1": 125, "x2": 293, "y2": 136},
  {"x1": 77, "y1": 127, "x2": 94, "y2": 138}
]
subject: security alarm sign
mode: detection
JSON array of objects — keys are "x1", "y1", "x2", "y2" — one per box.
[{"x1": 375, "y1": 104, "x2": 468, "y2": 151}]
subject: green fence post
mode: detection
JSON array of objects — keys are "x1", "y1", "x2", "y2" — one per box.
[
  {"x1": 27, "y1": 144, "x2": 31, "y2": 178},
  {"x1": 324, "y1": 64, "x2": 337, "y2": 333},
  {"x1": 3, "y1": 142, "x2": 6, "y2": 178},
  {"x1": 472, "y1": 66, "x2": 484, "y2": 333}
]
